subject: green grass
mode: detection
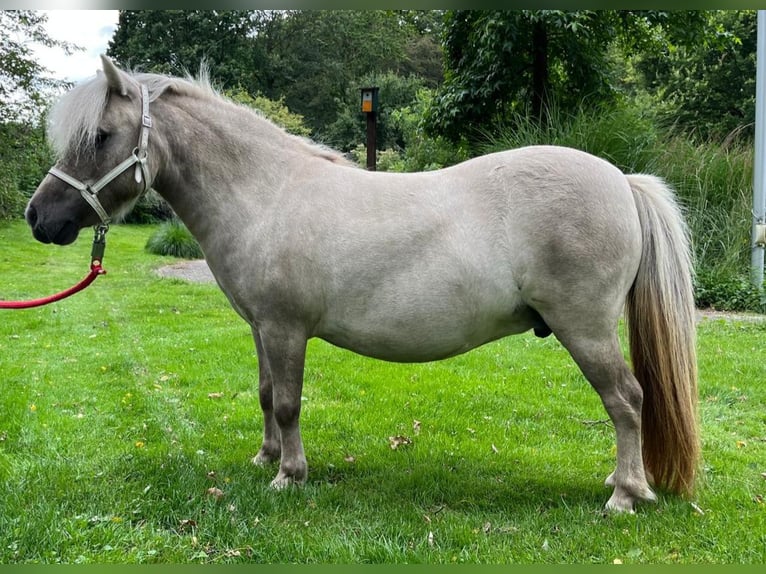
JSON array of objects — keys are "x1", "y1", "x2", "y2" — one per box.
[{"x1": 0, "y1": 221, "x2": 764, "y2": 564}]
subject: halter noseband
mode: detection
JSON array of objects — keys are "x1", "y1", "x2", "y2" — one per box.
[{"x1": 48, "y1": 84, "x2": 153, "y2": 227}]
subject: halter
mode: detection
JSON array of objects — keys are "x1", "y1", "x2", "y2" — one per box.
[{"x1": 47, "y1": 84, "x2": 153, "y2": 228}]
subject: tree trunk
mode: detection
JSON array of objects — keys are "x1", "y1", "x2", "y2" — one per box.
[{"x1": 531, "y1": 20, "x2": 548, "y2": 123}]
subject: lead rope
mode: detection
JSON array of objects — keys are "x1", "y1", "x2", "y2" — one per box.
[{"x1": 0, "y1": 225, "x2": 108, "y2": 309}]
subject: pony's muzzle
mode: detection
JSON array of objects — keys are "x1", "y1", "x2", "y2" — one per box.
[{"x1": 25, "y1": 200, "x2": 81, "y2": 246}]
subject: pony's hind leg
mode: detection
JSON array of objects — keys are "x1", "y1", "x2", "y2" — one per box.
[
  {"x1": 554, "y1": 330, "x2": 656, "y2": 512},
  {"x1": 251, "y1": 328, "x2": 281, "y2": 466}
]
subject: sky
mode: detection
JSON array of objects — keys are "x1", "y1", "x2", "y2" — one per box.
[{"x1": 34, "y1": 10, "x2": 120, "y2": 83}]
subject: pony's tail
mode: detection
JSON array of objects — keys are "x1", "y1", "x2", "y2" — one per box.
[{"x1": 625, "y1": 174, "x2": 699, "y2": 496}]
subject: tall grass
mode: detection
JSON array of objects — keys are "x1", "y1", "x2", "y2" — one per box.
[{"x1": 481, "y1": 103, "x2": 764, "y2": 312}]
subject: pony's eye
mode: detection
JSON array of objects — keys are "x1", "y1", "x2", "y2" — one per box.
[{"x1": 94, "y1": 129, "x2": 110, "y2": 150}]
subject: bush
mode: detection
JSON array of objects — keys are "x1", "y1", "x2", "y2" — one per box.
[
  {"x1": 695, "y1": 269, "x2": 765, "y2": 313},
  {"x1": 479, "y1": 99, "x2": 661, "y2": 173},
  {"x1": 0, "y1": 171, "x2": 26, "y2": 221},
  {"x1": 0, "y1": 120, "x2": 53, "y2": 221},
  {"x1": 145, "y1": 219, "x2": 203, "y2": 259}
]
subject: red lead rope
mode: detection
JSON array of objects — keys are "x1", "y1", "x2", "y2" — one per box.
[{"x1": 0, "y1": 226, "x2": 108, "y2": 310}]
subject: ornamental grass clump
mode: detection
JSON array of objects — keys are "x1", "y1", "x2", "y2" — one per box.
[{"x1": 145, "y1": 218, "x2": 203, "y2": 259}]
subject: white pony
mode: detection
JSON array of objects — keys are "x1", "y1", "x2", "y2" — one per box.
[{"x1": 26, "y1": 56, "x2": 699, "y2": 512}]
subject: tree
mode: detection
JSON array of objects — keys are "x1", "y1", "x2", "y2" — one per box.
[
  {"x1": 635, "y1": 10, "x2": 756, "y2": 141},
  {"x1": 258, "y1": 10, "x2": 415, "y2": 139},
  {"x1": 0, "y1": 10, "x2": 76, "y2": 122},
  {"x1": 427, "y1": 10, "x2": 707, "y2": 142},
  {"x1": 107, "y1": 10, "x2": 258, "y2": 91},
  {"x1": 1, "y1": 11, "x2": 71, "y2": 219},
  {"x1": 105, "y1": 10, "x2": 445, "y2": 146}
]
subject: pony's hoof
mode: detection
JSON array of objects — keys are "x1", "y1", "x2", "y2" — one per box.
[
  {"x1": 252, "y1": 454, "x2": 274, "y2": 466},
  {"x1": 269, "y1": 473, "x2": 304, "y2": 490},
  {"x1": 604, "y1": 483, "x2": 657, "y2": 512},
  {"x1": 252, "y1": 447, "x2": 280, "y2": 466},
  {"x1": 604, "y1": 492, "x2": 636, "y2": 514}
]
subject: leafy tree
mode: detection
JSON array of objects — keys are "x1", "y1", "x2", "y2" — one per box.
[
  {"x1": 427, "y1": 10, "x2": 707, "y2": 142},
  {"x1": 635, "y1": 10, "x2": 757, "y2": 141},
  {"x1": 258, "y1": 10, "x2": 415, "y2": 139},
  {"x1": 107, "y1": 10, "x2": 257, "y2": 91},
  {"x1": 106, "y1": 10, "x2": 444, "y2": 146},
  {"x1": 227, "y1": 88, "x2": 312, "y2": 137},
  {"x1": 0, "y1": 11, "x2": 71, "y2": 219},
  {"x1": 0, "y1": 10, "x2": 75, "y2": 122},
  {"x1": 394, "y1": 10, "x2": 446, "y2": 87}
]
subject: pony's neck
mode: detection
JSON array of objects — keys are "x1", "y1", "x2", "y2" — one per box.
[{"x1": 150, "y1": 91, "x2": 296, "y2": 236}]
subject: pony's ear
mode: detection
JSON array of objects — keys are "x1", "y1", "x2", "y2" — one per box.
[{"x1": 100, "y1": 54, "x2": 130, "y2": 97}]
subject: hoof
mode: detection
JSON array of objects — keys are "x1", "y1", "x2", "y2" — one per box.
[
  {"x1": 604, "y1": 482, "x2": 657, "y2": 513},
  {"x1": 252, "y1": 448, "x2": 280, "y2": 466},
  {"x1": 269, "y1": 473, "x2": 304, "y2": 490},
  {"x1": 605, "y1": 496, "x2": 636, "y2": 514}
]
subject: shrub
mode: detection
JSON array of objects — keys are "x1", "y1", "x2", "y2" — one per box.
[
  {"x1": 0, "y1": 171, "x2": 26, "y2": 221},
  {"x1": 145, "y1": 219, "x2": 203, "y2": 259},
  {"x1": 695, "y1": 269, "x2": 765, "y2": 313}
]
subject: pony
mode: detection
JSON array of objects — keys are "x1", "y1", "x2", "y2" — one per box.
[{"x1": 25, "y1": 56, "x2": 699, "y2": 513}]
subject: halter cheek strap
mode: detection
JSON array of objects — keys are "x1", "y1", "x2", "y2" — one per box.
[{"x1": 48, "y1": 84, "x2": 153, "y2": 227}]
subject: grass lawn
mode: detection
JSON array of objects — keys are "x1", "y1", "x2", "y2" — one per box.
[{"x1": 0, "y1": 221, "x2": 764, "y2": 564}]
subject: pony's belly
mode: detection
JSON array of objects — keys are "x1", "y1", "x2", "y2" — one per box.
[{"x1": 318, "y1": 306, "x2": 539, "y2": 363}]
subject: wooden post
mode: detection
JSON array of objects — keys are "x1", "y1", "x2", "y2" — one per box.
[
  {"x1": 366, "y1": 110, "x2": 377, "y2": 171},
  {"x1": 360, "y1": 87, "x2": 379, "y2": 171}
]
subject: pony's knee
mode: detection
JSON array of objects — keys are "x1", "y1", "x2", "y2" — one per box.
[{"x1": 274, "y1": 400, "x2": 301, "y2": 428}]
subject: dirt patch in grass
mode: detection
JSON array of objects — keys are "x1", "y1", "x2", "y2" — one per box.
[{"x1": 155, "y1": 259, "x2": 216, "y2": 284}]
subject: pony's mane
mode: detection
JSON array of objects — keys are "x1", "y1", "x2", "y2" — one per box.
[{"x1": 47, "y1": 66, "x2": 353, "y2": 167}]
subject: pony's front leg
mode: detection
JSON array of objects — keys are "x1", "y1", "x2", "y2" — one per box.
[
  {"x1": 253, "y1": 322, "x2": 308, "y2": 489},
  {"x1": 251, "y1": 328, "x2": 281, "y2": 466}
]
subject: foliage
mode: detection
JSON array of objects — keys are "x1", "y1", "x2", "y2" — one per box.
[
  {"x1": 349, "y1": 88, "x2": 470, "y2": 172},
  {"x1": 259, "y1": 11, "x2": 414, "y2": 138},
  {"x1": 0, "y1": 120, "x2": 53, "y2": 221},
  {"x1": 227, "y1": 89, "x2": 311, "y2": 137},
  {"x1": 635, "y1": 10, "x2": 757, "y2": 142},
  {"x1": 0, "y1": 11, "x2": 75, "y2": 220},
  {"x1": 145, "y1": 219, "x2": 203, "y2": 259},
  {"x1": 122, "y1": 190, "x2": 175, "y2": 225},
  {"x1": 106, "y1": 10, "x2": 444, "y2": 142},
  {"x1": 695, "y1": 269, "x2": 765, "y2": 312},
  {"x1": 479, "y1": 99, "x2": 660, "y2": 174},
  {"x1": 107, "y1": 10, "x2": 257, "y2": 90},
  {"x1": 0, "y1": 222, "x2": 764, "y2": 563},
  {"x1": 427, "y1": 10, "x2": 707, "y2": 142},
  {"x1": 0, "y1": 10, "x2": 75, "y2": 122},
  {"x1": 322, "y1": 71, "x2": 431, "y2": 152}
]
